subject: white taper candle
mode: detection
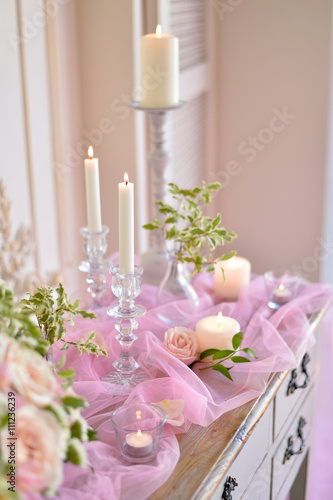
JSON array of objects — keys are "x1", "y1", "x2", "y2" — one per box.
[
  {"x1": 119, "y1": 173, "x2": 134, "y2": 274},
  {"x1": 84, "y1": 146, "x2": 102, "y2": 233}
]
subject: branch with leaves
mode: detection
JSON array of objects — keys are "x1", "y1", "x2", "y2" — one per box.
[
  {"x1": 143, "y1": 181, "x2": 237, "y2": 276},
  {"x1": 198, "y1": 332, "x2": 257, "y2": 380},
  {"x1": 20, "y1": 284, "x2": 107, "y2": 356}
]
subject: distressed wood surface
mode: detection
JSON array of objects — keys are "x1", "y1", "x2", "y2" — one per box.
[{"x1": 147, "y1": 307, "x2": 328, "y2": 500}]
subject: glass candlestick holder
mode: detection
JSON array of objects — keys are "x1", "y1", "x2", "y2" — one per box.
[
  {"x1": 79, "y1": 225, "x2": 111, "y2": 309},
  {"x1": 102, "y1": 265, "x2": 148, "y2": 390}
]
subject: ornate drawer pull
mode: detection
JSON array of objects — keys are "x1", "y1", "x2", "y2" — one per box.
[
  {"x1": 221, "y1": 476, "x2": 238, "y2": 499},
  {"x1": 283, "y1": 416, "x2": 306, "y2": 464},
  {"x1": 287, "y1": 352, "x2": 310, "y2": 396}
]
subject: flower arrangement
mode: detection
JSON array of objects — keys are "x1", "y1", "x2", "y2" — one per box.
[
  {"x1": 163, "y1": 326, "x2": 256, "y2": 380},
  {"x1": 143, "y1": 182, "x2": 237, "y2": 277},
  {"x1": 0, "y1": 282, "x2": 104, "y2": 499}
]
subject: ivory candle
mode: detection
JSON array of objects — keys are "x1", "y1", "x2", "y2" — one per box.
[
  {"x1": 84, "y1": 146, "x2": 102, "y2": 232},
  {"x1": 196, "y1": 312, "x2": 240, "y2": 352},
  {"x1": 119, "y1": 173, "x2": 134, "y2": 275},
  {"x1": 213, "y1": 256, "x2": 251, "y2": 300},
  {"x1": 125, "y1": 430, "x2": 153, "y2": 458},
  {"x1": 140, "y1": 24, "x2": 179, "y2": 108}
]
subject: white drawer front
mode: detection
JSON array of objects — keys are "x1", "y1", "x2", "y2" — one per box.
[
  {"x1": 213, "y1": 405, "x2": 272, "y2": 500},
  {"x1": 274, "y1": 342, "x2": 318, "y2": 440},
  {"x1": 272, "y1": 388, "x2": 314, "y2": 500},
  {"x1": 240, "y1": 454, "x2": 271, "y2": 500}
]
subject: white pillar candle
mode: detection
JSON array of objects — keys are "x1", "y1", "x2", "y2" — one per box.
[
  {"x1": 84, "y1": 146, "x2": 102, "y2": 233},
  {"x1": 125, "y1": 430, "x2": 153, "y2": 457},
  {"x1": 213, "y1": 256, "x2": 251, "y2": 300},
  {"x1": 119, "y1": 173, "x2": 134, "y2": 274},
  {"x1": 140, "y1": 24, "x2": 179, "y2": 108},
  {"x1": 196, "y1": 312, "x2": 240, "y2": 352}
]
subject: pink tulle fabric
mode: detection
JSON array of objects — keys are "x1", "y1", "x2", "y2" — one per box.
[{"x1": 51, "y1": 272, "x2": 333, "y2": 500}]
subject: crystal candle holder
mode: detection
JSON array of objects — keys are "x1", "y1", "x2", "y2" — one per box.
[
  {"x1": 79, "y1": 225, "x2": 111, "y2": 308},
  {"x1": 264, "y1": 270, "x2": 300, "y2": 310},
  {"x1": 111, "y1": 402, "x2": 166, "y2": 463},
  {"x1": 101, "y1": 265, "x2": 147, "y2": 389}
]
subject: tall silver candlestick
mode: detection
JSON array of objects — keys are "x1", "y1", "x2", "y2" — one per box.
[{"x1": 131, "y1": 101, "x2": 185, "y2": 285}]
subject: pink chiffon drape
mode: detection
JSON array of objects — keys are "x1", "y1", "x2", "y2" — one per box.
[{"x1": 51, "y1": 273, "x2": 333, "y2": 500}]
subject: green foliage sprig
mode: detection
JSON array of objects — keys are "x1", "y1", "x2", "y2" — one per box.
[
  {"x1": 20, "y1": 284, "x2": 107, "y2": 356},
  {"x1": 0, "y1": 283, "x2": 49, "y2": 356},
  {"x1": 199, "y1": 332, "x2": 257, "y2": 381},
  {"x1": 143, "y1": 182, "x2": 237, "y2": 276}
]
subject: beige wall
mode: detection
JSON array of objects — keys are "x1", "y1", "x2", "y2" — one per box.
[
  {"x1": 212, "y1": 0, "x2": 332, "y2": 282},
  {"x1": 75, "y1": 0, "x2": 137, "y2": 258}
]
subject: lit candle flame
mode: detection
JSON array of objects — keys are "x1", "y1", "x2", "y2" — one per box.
[
  {"x1": 156, "y1": 24, "x2": 162, "y2": 36},
  {"x1": 137, "y1": 429, "x2": 142, "y2": 437},
  {"x1": 217, "y1": 311, "x2": 224, "y2": 326},
  {"x1": 124, "y1": 172, "x2": 129, "y2": 184},
  {"x1": 88, "y1": 146, "x2": 94, "y2": 159},
  {"x1": 136, "y1": 410, "x2": 142, "y2": 420},
  {"x1": 278, "y1": 283, "x2": 285, "y2": 292}
]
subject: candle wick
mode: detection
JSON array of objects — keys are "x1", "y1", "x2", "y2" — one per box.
[{"x1": 125, "y1": 181, "x2": 128, "y2": 185}]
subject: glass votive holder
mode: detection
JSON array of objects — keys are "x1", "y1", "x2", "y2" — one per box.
[
  {"x1": 264, "y1": 270, "x2": 300, "y2": 310},
  {"x1": 111, "y1": 402, "x2": 166, "y2": 463}
]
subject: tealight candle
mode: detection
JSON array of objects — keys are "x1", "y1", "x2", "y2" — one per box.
[
  {"x1": 213, "y1": 256, "x2": 251, "y2": 300},
  {"x1": 125, "y1": 429, "x2": 153, "y2": 458},
  {"x1": 196, "y1": 312, "x2": 240, "y2": 352},
  {"x1": 272, "y1": 283, "x2": 292, "y2": 305}
]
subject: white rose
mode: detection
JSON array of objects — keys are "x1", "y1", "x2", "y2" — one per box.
[{"x1": 0, "y1": 335, "x2": 59, "y2": 406}]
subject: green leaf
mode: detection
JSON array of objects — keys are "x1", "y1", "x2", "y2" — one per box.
[
  {"x1": 165, "y1": 216, "x2": 178, "y2": 224},
  {"x1": 231, "y1": 356, "x2": 251, "y2": 363},
  {"x1": 212, "y1": 349, "x2": 235, "y2": 360},
  {"x1": 232, "y1": 332, "x2": 243, "y2": 350},
  {"x1": 212, "y1": 213, "x2": 221, "y2": 229},
  {"x1": 199, "y1": 348, "x2": 221, "y2": 360},
  {"x1": 88, "y1": 428, "x2": 97, "y2": 441},
  {"x1": 190, "y1": 228, "x2": 204, "y2": 236},
  {"x1": 241, "y1": 348, "x2": 257, "y2": 359},
  {"x1": 142, "y1": 223, "x2": 160, "y2": 231},
  {"x1": 58, "y1": 367, "x2": 76, "y2": 381},
  {"x1": 207, "y1": 182, "x2": 221, "y2": 190},
  {"x1": 62, "y1": 395, "x2": 88, "y2": 409},
  {"x1": 212, "y1": 363, "x2": 233, "y2": 380}
]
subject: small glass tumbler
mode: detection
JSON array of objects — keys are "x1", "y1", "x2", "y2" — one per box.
[
  {"x1": 264, "y1": 270, "x2": 300, "y2": 310},
  {"x1": 111, "y1": 402, "x2": 166, "y2": 463}
]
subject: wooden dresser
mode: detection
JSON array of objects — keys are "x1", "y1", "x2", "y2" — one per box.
[{"x1": 148, "y1": 308, "x2": 327, "y2": 500}]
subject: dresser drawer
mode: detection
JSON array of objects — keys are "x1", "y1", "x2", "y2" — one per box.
[
  {"x1": 213, "y1": 405, "x2": 272, "y2": 500},
  {"x1": 274, "y1": 342, "x2": 318, "y2": 440},
  {"x1": 272, "y1": 387, "x2": 314, "y2": 500},
  {"x1": 240, "y1": 454, "x2": 271, "y2": 500}
]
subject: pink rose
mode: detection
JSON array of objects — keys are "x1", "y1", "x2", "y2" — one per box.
[
  {"x1": 0, "y1": 404, "x2": 68, "y2": 496},
  {"x1": 0, "y1": 335, "x2": 59, "y2": 407},
  {"x1": 164, "y1": 327, "x2": 199, "y2": 365}
]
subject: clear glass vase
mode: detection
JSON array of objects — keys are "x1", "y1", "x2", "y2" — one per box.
[{"x1": 156, "y1": 255, "x2": 199, "y2": 326}]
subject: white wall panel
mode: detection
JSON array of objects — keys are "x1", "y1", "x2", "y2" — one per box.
[
  {"x1": 0, "y1": 1, "x2": 33, "y2": 240},
  {"x1": 21, "y1": 0, "x2": 60, "y2": 276}
]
